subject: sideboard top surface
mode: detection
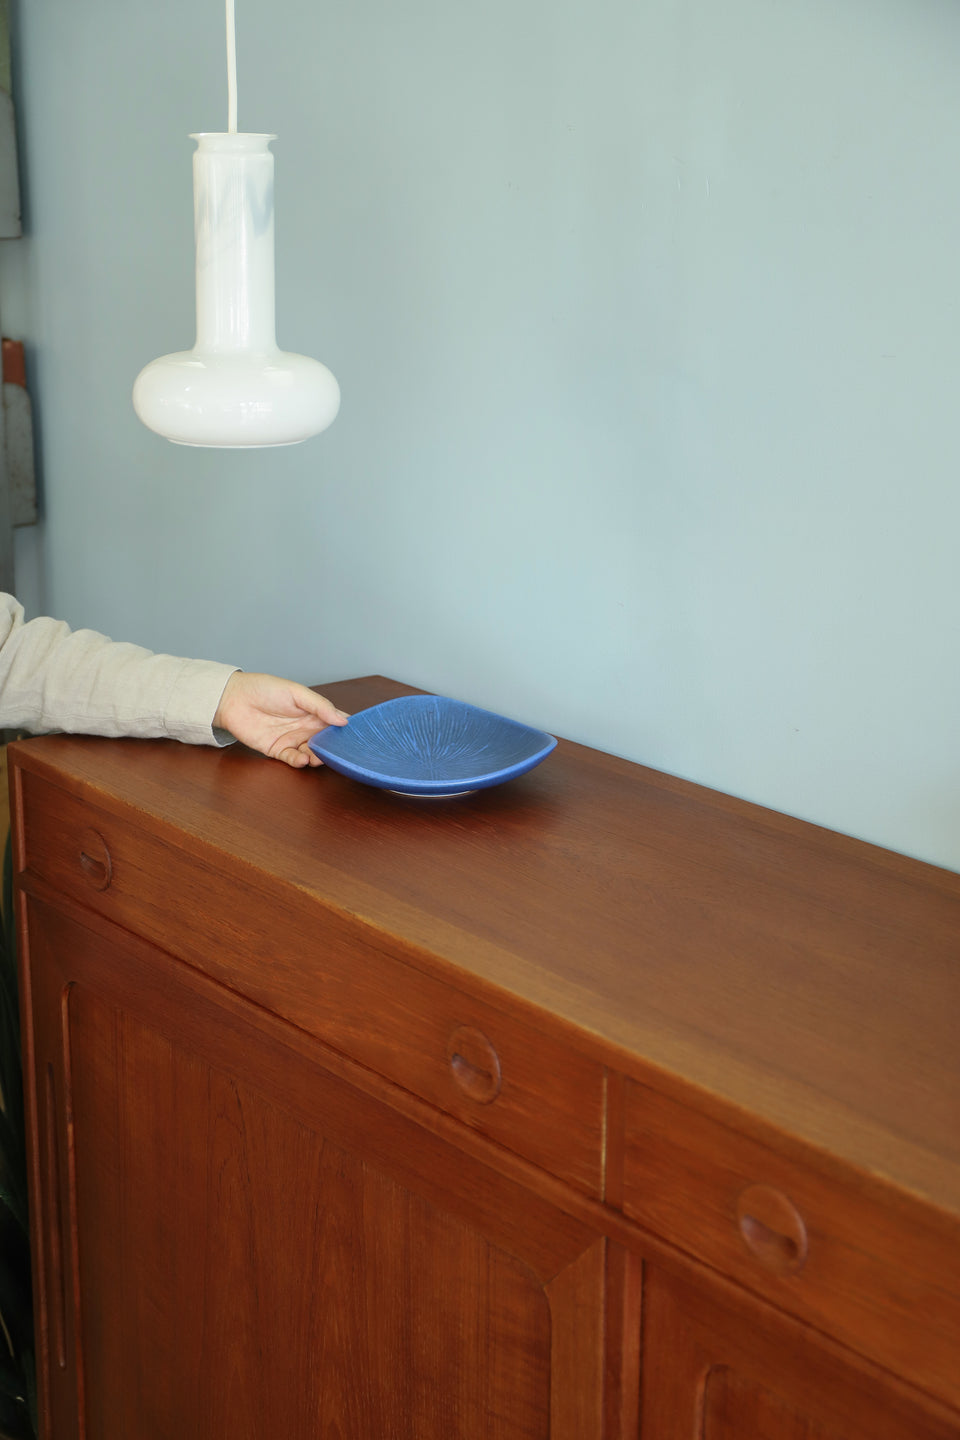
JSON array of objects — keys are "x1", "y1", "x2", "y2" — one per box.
[{"x1": 11, "y1": 675, "x2": 960, "y2": 1219}]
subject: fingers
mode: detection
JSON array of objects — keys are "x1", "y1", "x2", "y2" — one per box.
[
  {"x1": 275, "y1": 744, "x2": 311, "y2": 769},
  {"x1": 294, "y1": 683, "x2": 350, "y2": 727},
  {"x1": 274, "y1": 740, "x2": 326, "y2": 770}
]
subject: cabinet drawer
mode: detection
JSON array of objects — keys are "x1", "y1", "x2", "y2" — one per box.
[
  {"x1": 16, "y1": 769, "x2": 605, "y2": 1196},
  {"x1": 621, "y1": 1079, "x2": 960, "y2": 1410}
]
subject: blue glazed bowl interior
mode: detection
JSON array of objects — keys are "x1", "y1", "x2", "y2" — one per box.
[{"x1": 307, "y1": 694, "x2": 557, "y2": 796}]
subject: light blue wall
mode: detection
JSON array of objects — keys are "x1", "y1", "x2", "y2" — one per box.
[{"x1": 4, "y1": 0, "x2": 960, "y2": 869}]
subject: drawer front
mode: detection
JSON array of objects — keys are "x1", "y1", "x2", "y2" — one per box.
[
  {"x1": 621, "y1": 1079, "x2": 960, "y2": 1410},
  {"x1": 16, "y1": 769, "x2": 604, "y2": 1195}
]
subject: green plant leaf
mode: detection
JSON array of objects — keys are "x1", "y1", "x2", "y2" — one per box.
[
  {"x1": 0, "y1": 1179, "x2": 27, "y2": 1235},
  {"x1": 0, "y1": 1385, "x2": 34, "y2": 1440}
]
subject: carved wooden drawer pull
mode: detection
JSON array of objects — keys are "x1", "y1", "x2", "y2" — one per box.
[
  {"x1": 78, "y1": 829, "x2": 112, "y2": 891},
  {"x1": 736, "y1": 1184, "x2": 808, "y2": 1274},
  {"x1": 447, "y1": 1025, "x2": 502, "y2": 1104}
]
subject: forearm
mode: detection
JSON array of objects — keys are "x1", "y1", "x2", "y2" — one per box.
[{"x1": 0, "y1": 594, "x2": 237, "y2": 745}]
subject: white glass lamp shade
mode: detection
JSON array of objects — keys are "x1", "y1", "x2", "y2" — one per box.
[{"x1": 133, "y1": 133, "x2": 340, "y2": 447}]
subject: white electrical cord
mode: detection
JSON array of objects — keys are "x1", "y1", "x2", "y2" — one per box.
[{"x1": 226, "y1": 0, "x2": 238, "y2": 132}]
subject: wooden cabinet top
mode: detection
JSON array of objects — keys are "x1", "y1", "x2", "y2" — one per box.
[{"x1": 11, "y1": 675, "x2": 960, "y2": 1223}]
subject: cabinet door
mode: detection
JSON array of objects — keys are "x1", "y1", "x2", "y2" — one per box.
[
  {"x1": 21, "y1": 891, "x2": 606, "y2": 1440},
  {"x1": 640, "y1": 1263, "x2": 960, "y2": 1440}
]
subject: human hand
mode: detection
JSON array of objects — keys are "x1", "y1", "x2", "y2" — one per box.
[{"x1": 213, "y1": 672, "x2": 350, "y2": 769}]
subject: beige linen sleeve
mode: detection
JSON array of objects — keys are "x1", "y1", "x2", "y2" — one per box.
[{"x1": 0, "y1": 593, "x2": 238, "y2": 746}]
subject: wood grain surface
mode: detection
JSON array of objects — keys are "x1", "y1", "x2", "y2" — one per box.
[
  {"x1": 11, "y1": 675, "x2": 960, "y2": 1433},
  {"x1": 12, "y1": 675, "x2": 960, "y2": 1218}
]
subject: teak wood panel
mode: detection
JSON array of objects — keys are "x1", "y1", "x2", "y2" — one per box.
[
  {"x1": 11, "y1": 675, "x2": 960, "y2": 1440},
  {"x1": 640, "y1": 1265, "x2": 960, "y2": 1440},
  {"x1": 16, "y1": 766, "x2": 604, "y2": 1197},
  {"x1": 621, "y1": 1080, "x2": 960, "y2": 1410},
  {"x1": 21, "y1": 891, "x2": 607, "y2": 1440},
  {"x1": 10, "y1": 674, "x2": 960, "y2": 1220}
]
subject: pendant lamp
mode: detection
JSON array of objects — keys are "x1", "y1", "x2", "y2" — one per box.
[{"x1": 133, "y1": 0, "x2": 340, "y2": 447}]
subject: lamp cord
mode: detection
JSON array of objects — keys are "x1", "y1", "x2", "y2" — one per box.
[{"x1": 226, "y1": 0, "x2": 238, "y2": 132}]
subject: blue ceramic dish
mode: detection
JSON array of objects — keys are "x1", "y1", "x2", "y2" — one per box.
[{"x1": 308, "y1": 694, "x2": 557, "y2": 796}]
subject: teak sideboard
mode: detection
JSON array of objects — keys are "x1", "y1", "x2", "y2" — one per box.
[{"x1": 10, "y1": 675, "x2": 960, "y2": 1439}]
